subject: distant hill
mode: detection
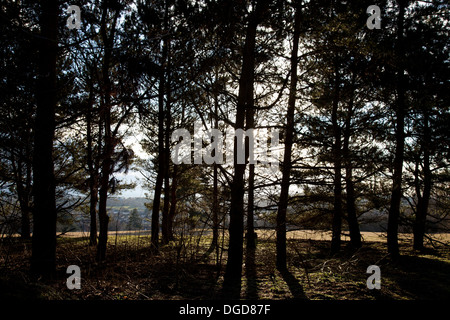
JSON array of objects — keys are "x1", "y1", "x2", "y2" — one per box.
[
  {"x1": 107, "y1": 197, "x2": 150, "y2": 211},
  {"x1": 60, "y1": 197, "x2": 153, "y2": 232}
]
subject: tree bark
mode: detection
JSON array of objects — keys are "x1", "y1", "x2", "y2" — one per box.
[
  {"x1": 245, "y1": 47, "x2": 256, "y2": 250},
  {"x1": 330, "y1": 60, "x2": 343, "y2": 255},
  {"x1": 151, "y1": 164, "x2": 163, "y2": 253},
  {"x1": 97, "y1": 2, "x2": 120, "y2": 262},
  {"x1": 161, "y1": 35, "x2": 172, "y2": 246},
  {"x1": 223, "y1": 0, "x2": 269, "y2": 298},
  {"x1": 161, "y1": 168, "x2": 171, "y2": 245},
  {"x1": 212, "y1": 92, "x2": 219, "y2": 255},
  {"x1": 206, "y1": 89, "x2": 220, "y2": 257},
  {"x1": 31, "y1": 0, "x2": 58, "y2": 278},
  {"x1": 212, "y1": 161, "x2": 219, "y2": 261},
  {"x1": 413, "y1": 109, "x2": 431, "y2": 251},
  {"x1": 276, "y1": 1, "x2": 301, "y2": 271},
  {"x1": 387, "y1": 0, "x2": 407, "y2": 259},
  {"x1": 86, "y1": 83, "x2": 98, "y2": 246},
  {"x1": 18, "y1": 174, "x2": 31, "y2": 240},
  {"x1": 246, "y1": 163, "x2": 256, "y2": 249},
  {"x1": 342, "y1": 78, "x2": 361, "y2": 249},
  {"x1": 151, "y1": 2, "x2": 169, "y2": 252},
  {"x1": 167, "y1": 165, "x2": 178, "y2": 242}
]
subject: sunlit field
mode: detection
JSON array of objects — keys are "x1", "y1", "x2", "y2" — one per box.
[{"x1": 44, "y1": 229, "x2": 450, "y2": 243}]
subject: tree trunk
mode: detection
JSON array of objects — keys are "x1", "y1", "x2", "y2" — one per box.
[
  {"x1": 413, "y1": 110, "x2": 431, "y2": 251},
  {"x1": 161, "y1": 36, "x2": 172, "y2": 246},
  {"x1": 223, "y1": 0, "x2": 269, "y2": 298},
  {"x1": 246, "y1": 163, "x2": 256, "y2": 249},
  {"x1": 167, "y1": 165, "x2": 178, "y2": 242},
  {"x1": 331, "y1": 61, "x2": 343, "y2": 255},
  {"x1": 245, "y1": 44, "x2": 256, "y2": 250},
  {"x1": 206, "y1": 68, "x2": 221, "y2": 259},
  {"x1": 151, "y1": 164, "x2": 163, "y2": 252},
  {"x1": 97, "y1": 2, "x2": 119, "y2": 262},
  {"x1": 86, "y1": 85, "x2": 98, "y2": 246},
  {"x1": 212, "y1": 97, "x2": 219, "y2": 255},
  {"x1": 151, "y1": 3, "x2": 169, "y2": 252},
  {"x1": 18, "y1": 174, "x2": 31, "y2": 240},
  {"x1": 97, "y1": 154, "x2": 111, "y2": 262},
  {"x1": 212, "y1": 161, "x2": 219, "y2": 261},
  {"x1": 161, "y1": 169, "x2": 171, "y2": 245},
  {"x1": 342, "y1": 79, "x2": 361, "y2": 249},
  {"x1": 89, "y1": 184, "x2": 98, "y2": 247},
  {"x1": 276, "y1": 1, "x2": 301, "y2": 271},
  {"x1": 31, "y1": 0, "x2": 58, "y2": 278},
  {"x1": 387, "y1": 0, "x2": 406, "y2": 259},
  {"x1": 20, "y1": 199, "x2": 31, "y2": 239}
]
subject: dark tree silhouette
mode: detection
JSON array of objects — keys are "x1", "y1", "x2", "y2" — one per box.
[{"x1": 30, "y1": 0, "x2": 58, "y2": 277}]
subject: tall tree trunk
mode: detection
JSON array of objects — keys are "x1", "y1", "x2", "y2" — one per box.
[
  {"x1": 161, "y1": 37, "x2": 172, "y2": 246},
  {"x1": 246, "y1": 163, "x2": 256, "y2": 249},
  {"x1": 97, "y1": 143, "x2": 112, "y2": 262},
  {"x1": 151, "y1": 2, "x2": 169, "y2": 252},
  {"x1": 31, "y1": 0, "x2": 58, "y2": 278},
  {"x1": 151, "y1": 167, "x2": 164, "y2": 252},
  {"x1": 245, "y1": 54, "x2": 256, "y2": 250},
  {"x1": 342, "y1": 78, "x2": 361, "y2": 249},
  {"x1": 212, "y1": 161, "x2": 219, "y2": 261},
  {"x1": 413, "y1": 109, "x2": 431, "y2": 251},
  {"x1": 151, "y1": 151, "x2": 164, "y2": 253},
  {"x1": 212, "y1": 92, "x2": 219, "y2": 255},
  {"x1": 86, "y1": 86, "x2": 98, "y2": 246},
  {"x1": 206, "y1": 90, "x2": 220, "y2": 257},
  {"x1": 276, "y1": 1, "x2": 301, "y2": 271},
  {"x1": 167, "y1": 165, "x2": 178, "y2": 242},
  {"x1": 331, "y1": 60, "x2": 343, "y2": 255},
  {"x1": 97, "y1": 3, "x2": 119, "y2": 262},
  {"x1": 223, "y1": 0, "x2": 269, "y2": 298},
  {"x1": 161, "y1": 168, "x2": 171, "y2": 245},
  {"x1": 89, "y1": 180, "x2": 99, "y2": 247},
  {"x1": 387, "y1": 0, "x2": 406, "y2": 259}
]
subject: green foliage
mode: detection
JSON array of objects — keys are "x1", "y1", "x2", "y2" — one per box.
[{"x1": 127, "y1": 208, "x2": 142, "y2": 230}]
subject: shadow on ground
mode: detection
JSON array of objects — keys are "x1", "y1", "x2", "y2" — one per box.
[{"x1": 1, "y1": 237, "x2": 449, "y2": 300}]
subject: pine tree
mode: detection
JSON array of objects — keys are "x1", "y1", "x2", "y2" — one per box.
[
  {"x1": 127, "y1": 208, "x2": 142, "y2": 230},
  {"x1": 31, "y1": 0, "x2": 58, "y2": 278}
]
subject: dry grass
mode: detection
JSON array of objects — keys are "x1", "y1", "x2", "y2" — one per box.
[
  {"x1": 1, "y1": 230, "x2": 449, "y2": 300},
  {"x1": 5, "y1": 229, "x2": 450, "y2": 243},
  {"x1": 257, "y1": 229, "x2": 450, "y2": 243}
]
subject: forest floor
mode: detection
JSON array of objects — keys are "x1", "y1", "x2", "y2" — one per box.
[{"x1": 1, "y1": 230, "x2": 450, "y2": 300}]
